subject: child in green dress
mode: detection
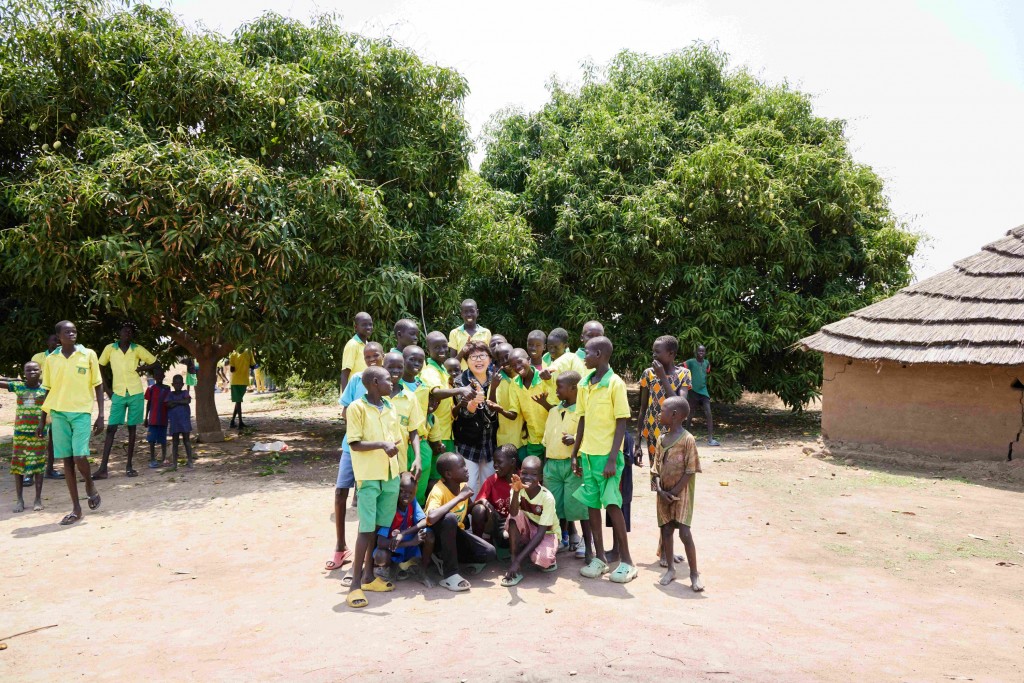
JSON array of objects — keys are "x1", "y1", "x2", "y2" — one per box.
[{"x1": 1, "y1": 361, "x2": 48, "y2": 512}]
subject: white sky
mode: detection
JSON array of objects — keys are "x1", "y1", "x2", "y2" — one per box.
[{"x1": 167, "y1": 0, "x2": 1024, "y2": 278}]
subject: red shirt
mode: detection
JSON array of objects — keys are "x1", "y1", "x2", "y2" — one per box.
[
  {"x1": 144, "y1": 384, "x2": 171, "y2": 426},
  {"x1": 476, "y1": 473, "x2": 513, "y2": 517}
]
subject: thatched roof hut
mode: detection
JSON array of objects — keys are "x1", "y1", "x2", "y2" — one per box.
[{"x1": 800, "y1": 225, "x2": 1024, "y2": 462}]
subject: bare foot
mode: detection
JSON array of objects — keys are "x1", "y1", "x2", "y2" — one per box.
[
  {"x1": 92, "y1": 470, "x2": 109, "y2": 480},
  {"x1": 13, "y1": 499, "x2": 25, "y2": 513},
  {"x1": 691, "y1": 572, "x2": 704, "y2": 592},
  {"x1": 33, "y1": 500, "x2": 44, "y2": 511},
  {"x1": 420, "y1": 570, "x2": 435, "y2": 588},
  {"x1": 659, "y1": 568, "x2": 676, "y2": 586}
]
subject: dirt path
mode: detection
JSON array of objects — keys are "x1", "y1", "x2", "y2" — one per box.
[{"x1": 1, "y1": 393, "x2": 1022, "y2": 681}]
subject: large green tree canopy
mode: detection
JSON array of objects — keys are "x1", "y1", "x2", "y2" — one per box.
[
  {"x1": 0, "y1": 0, "x2": 528, "y2": 437},
  {"x1": 478, "y1": 46, "x2": 918, "y2": 407}
]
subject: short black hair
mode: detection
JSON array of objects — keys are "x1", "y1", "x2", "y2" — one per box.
[
  {"x1": 548, "y1": 328, "x2": 569, "y2": 344},
  {"x1": 435, "y1": 451, "x2": 464, "y2": 477},
  {"x1": 361, "y1": 366, "x2": 390, "y2": 388},
  {"x1": 527, "y1": 329, "x2": 546, "y2": 341},
  {"x1": 461, "y1": 299, "x2": 478, "y2": 309},
  {"x1": 556, "y1": 370, "x2": 581, "y2": 386},
  {"x1": 654, "y1": 335, "x2": 679, "y2": 355},
  {"x1": 394, "y1": 318, "x2": 418, "y2": 334}
]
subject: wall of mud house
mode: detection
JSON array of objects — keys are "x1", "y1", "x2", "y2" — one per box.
[{"x1": 820, "y1": 353, "x2": 1024, "y2": 462}]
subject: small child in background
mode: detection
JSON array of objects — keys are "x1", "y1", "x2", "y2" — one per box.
[
  {"x1": 650, "y1": 396, "x2": 703, "y2": 591},
  {"x1": 471, "y1": 444, "x2": 518, "y2": 554},
  {"x1": 500, "y1": 456, "x2": 560, "y2": 586},
  {"x1": 443, "y1": 358, "x2": 462, "y2": 387},
  {"x1": 165, "y1": 374, "x2": 194, "y2": 470},
  {"x1": 1, "y1": 361, "x2": 47, "y2": 512},
  {"x1": 144, "y1": 365, "x2": 170, "y2": 469},
  {"x1": 375, "y1": 472, "x2": 434, "y2": 587}
]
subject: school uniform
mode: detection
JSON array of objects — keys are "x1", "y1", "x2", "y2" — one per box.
[
  {"x1": 571, "y1": 367, "x2": 631, "y2": 510},
  {"x1": 42, "y1": 345, "x2": 102, "y2": 458}
]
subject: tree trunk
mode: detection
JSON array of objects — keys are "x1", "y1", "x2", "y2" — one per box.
[{"x1": 194, "y1": 346, "x2": 224, "y2": 443}]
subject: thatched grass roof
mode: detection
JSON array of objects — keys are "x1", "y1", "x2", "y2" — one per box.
[{"x1": 800, "y1": 225, "x2": 1024, "y2": 364}]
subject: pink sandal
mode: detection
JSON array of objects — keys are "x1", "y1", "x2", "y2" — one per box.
[{"x1": 325, "y1": 549, "x2": 352, "y2": 571}]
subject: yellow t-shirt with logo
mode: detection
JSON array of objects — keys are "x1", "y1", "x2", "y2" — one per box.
[
  {"x1": 448, "y1": 325, "x2": 492, "y2": 370},
  {"x1": 494, "y1": 371, "x2": 524, "y2": 448},
  {"x1": 341, "y1": 335, "x2": 367, "y2": 374},
  {"x1": 41, "y1": 345, "x2": 102, "y2": 414},
  {"x1": 542, "y1": 402, "x2": 580, "y2": 460},
  {"x1": 426, "y1": 480, "x2": 470, "y2": 529},
  {"x1": 345, "y1": 397, "x2": 403, "y2": 482},
  {"x1": 508, "y1": 371, "x2": 554, "y2": 445},
  {"x1": 421, "y1": 359, "x2": 454, "y2": 442},
  {"x1": 389, "y1": 388, "x2": 425, "y2": 459},
  {"x1": 577, "y1": 368, "x2": 631, "y2": 456}
]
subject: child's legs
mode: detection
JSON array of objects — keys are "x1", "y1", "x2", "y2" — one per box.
[
  {"x1": 350, "y1": 531, "x2": 375, "y2": 587},
  {"x1": 181, "y1": 433, "x2": 194, "y2": 459},
  {"x1": 125, "y1": 424, "x2": 138, "y2": 468},
  {"x1": 33, "y1": 473, "x2": 43, "y2": 502},
  {"x1": 334, "y1": 449, "x2": 355, "y2": 552},
  {"x1": 505, "y1": 513, "x2": 522, "y2": 560},
  {"x1": 171, "y1": 434, "x2": 180, "y2": 466},
  {"x1": 660, "y1": 524, "x2": 676, "y2": 571},
  {"x1": 703, "y1": 399, "x2": 714, "y2": 438},
  {"x1": 586, "y1": 507, "x2": 605, "y2": 558},
  {"x1": 14, "y1": 473, "x2": 24, "y2": 502},
  {"x1": 62, "y1": 457, "x2": 80, "y2": 509},
  {"x1": 432, "y1": 513, "x2": 460, "y2": 577},
  {"x1": 679, "y1": 524, "x2": 698, "y2": 574},
  {"x1": 605, "y1": 505, "x2": 632, "y2": 565},
  {"x1": 454, "y1": 527, "x2": 496, "y2": 565},
  {"x1": 470, "y1": 501, "x2": 491, "y2": 537}
]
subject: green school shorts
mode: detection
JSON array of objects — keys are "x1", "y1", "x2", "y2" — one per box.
[
  {"x1": 109, "y1": 392, "x2": 144, "y2": 427},
  {"x1": 51, "y1": 410, "x2": 92, "y2": 459},
  {"x1": 544, "y1": 457, "x2": 587, "y2": 521},
  {"x1": 407, "y1": 441, "x2": 434, "y2": 506},
  {"x1": 572, "y1": 451, "x2": 624, "y2": 510},
  {"x1": 517, "y1": 443, "x2": 545, "y2": 466},
  {"x1": 356, "y1": 476, "x2": 401, "y2": 533},
  {"x1": 230, "y1": 384, "x2": 248, "y2": 403}
]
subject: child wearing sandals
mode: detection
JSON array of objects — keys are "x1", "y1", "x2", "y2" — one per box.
[
  {"x1": 501, "y1": 456, "x2": 559, "y2": 587},
  {"x1": 374, "y1": 472, "x2": 434, "y2": 587},
  {"x1": 650, "y1": 396, "x2": 704, "y2": 591},
  {"x1": 165, "y1": 374, "x2": 195, "y2": 470}
]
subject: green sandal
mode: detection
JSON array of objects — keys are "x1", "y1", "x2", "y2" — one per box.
[
  {"x1": 579, "y1": 558, "x2": 610, "y2": 579},
  {"x1": 500, "y1": 572, "x2": 524, "y2": 587},
  {"x1": 609, "y1": 562, "x2": 638, "y2": 584}
]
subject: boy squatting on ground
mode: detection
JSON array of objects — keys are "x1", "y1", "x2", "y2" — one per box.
[
  {"x1": 39, "y1": 321, "x2": 104, "y2": 526},
  {"x1": 344, "y1": 366, "x2": 408, "y2": 609},
  {"x1": 571, "y1": 335, "x2": 636, "y2": 583},
  {"x1": 650, "y1": 395, "x2": 704, "y2": 591},
  {"x1": 470, "y1": 443, "x2": 518, "y2": 554},
  {"x1": 500, "y1": 455, "x2": 561, "y2": 587},
  {"x1": 374, "y1": 472, "x2": 435, "y2": 587},
  {"x1": 424, "y1": 452, "x2": 496, "y2": 592},
  {"x1": 1, "y1": 361, "x2": 48, "y2": 513}
]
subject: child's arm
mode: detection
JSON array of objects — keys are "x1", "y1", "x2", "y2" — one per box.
[
  {"x1": 603, "y1": 418, "x2": 627, "y2": 478},
  {"x1": 509, "y1": 475, "x2": 523, "y2": 516},
  {"x1": 409, "y1": 431, "x2": 422, "y2": 479},
  {"x1": 530, "y1": 393, "x2": 553, "y2": 411},
  {"x1": 36, "y1": 406, "x2": 49, "y2": 437},
  {"x1": 570, "y1": 417, "x2": 585, "y2": 476},
  {"x1": 635, "y1": 381, "x2": 649, "y2": 443},
  {"x1": 425, "y1": 487, "x2": 474, "y2": 526},
  {"x1": 486, "y1": 399, "x2": 516, "y2": 420},
  {"x1": 350, "y1": 439, "x2": 399, "y2": 456}
]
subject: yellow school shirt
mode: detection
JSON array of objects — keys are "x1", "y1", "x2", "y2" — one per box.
[
  {"x1": 389, "y1": 387, "x2": 425, "y2": 461},
  {"x1": 448, "y1": 325, "x2": 491, "y2": 369},
  {"x1": 421, "y1": 359, "x2": 454, "y2": 442},
  {"x1": 521, "y1": 486, "x2": 560, "y2": 536},
  {"x1": 41, "y1": 345, "x2": 102, "y2": 414},
  {"x1": 542, "y1": 401, "x2": 580, "y2": 460},
  {"x1": 31, "y1": 350, "x2": 50, "y2": 367},
  {"x1": 400, "y1": 377, "x2": 433, "y2": 438},
  {"x1": 508, "y1": 371, "x2": 554, "y2": 445},
  {"x1": 228, "y1": 349, "x2": 255, "y2": 386},
  {"x1": 494, "y1": 371, "x2": 524, "y2": 449},
  {"x1": 341, "y1": 335, "x2": 367, "y2": 374},
  {"x1": 345, "y1": 396, "x2": 403, "y2": 482},
  {"x1": 577, "y1": 368, "x2": 631, "y2": 456},
  {"x1": 98, "y1": 342, "x2": 157, "y2": 396},
  {"x1": 547, "y1": 350, "x2": 587, "y2": 380},
  {"x1": 426, "y1": 480, "x2": 470, "y2": 529}
]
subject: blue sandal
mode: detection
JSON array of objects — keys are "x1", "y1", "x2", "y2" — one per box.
[{"x1": 609, "y1": 562, "x2": 638, "y2": 584}]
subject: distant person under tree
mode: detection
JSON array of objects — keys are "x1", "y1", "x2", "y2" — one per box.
[{"x1": 684, "y1": 345, "x2": 719, "y2": 446}]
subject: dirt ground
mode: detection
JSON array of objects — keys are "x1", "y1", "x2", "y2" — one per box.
[{"x1": 1, "y1": 390, "x2": 1022, "y2": 682}]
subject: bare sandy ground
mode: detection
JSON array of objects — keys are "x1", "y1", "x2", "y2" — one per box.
[{"x1": 1, "y1": 391, "x2": 1022, "y2": 682}]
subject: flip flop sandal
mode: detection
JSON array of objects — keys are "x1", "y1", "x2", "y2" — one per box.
[
  {"x1": 500, "y1": 573, "x2": 524, "y2": 587},
  {"x1": 325, "y1": 550, "x2": 352, "y2": 571},
  {"x1": 87, "y1": 493, "x2": 101, "y2": 511},
  {"x1": 346, "y1": 589, "x2": 368, "y2": 609},
  {"x1": 540, "y1": 563, "x2": 559, "y2": 573},
  {"x1": 59, "y1": 512, "x2": 80, "y2": 526},
  {"x1": 340, "y1": 575, "x2": 354, "y2": 587},
  {"x1": 125, "y1": 469, "x2": 138, "y2": 477},
  {"x1": 360, "y1": 577, "x2": 395, "y2": 593},
  {"x1": 465, "y1": 562, "x2": 487, "y2": 576},
  {"x1": 148, "y1": 461, "x2": 161, "y2": 469},
  {"x1": 439, "y1": 573, "x2": 471, "y2": 592},
  {"x1": 579, "y1": 558, "x2": 610, "y2": 579},
  {"x1": 45, "y1": 471, "x2": 65, "y2": 480},
  {"x1": 609, "y1": 563, "x2": 638, "y2": 584}
]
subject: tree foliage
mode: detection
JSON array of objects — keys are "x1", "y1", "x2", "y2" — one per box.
[
  {"x1": 0, "y1": 0, "x2": 528, "y2": 435},
  {"x1": 479, "y1": 46, "x2": 918, "y2": 406}
]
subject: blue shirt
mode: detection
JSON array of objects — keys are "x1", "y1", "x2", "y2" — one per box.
[{"x1": 340, "y1": 372, "x2": 368, "y2": 453}]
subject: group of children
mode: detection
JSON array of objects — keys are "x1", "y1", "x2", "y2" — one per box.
[
  {"x1": 3, "y1": 321, "x2": 194, "y2": 523},
  {"x1": 329, "y1": 301, "x2": 709, "y2": 609}
]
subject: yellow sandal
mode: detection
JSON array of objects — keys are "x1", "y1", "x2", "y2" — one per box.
[
  {"x1": 347, "y1": 589, "x2": 368, "y2": 609},
  {"x1": 361, "y1": 576, "x2": 395, "y2": 592}
]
